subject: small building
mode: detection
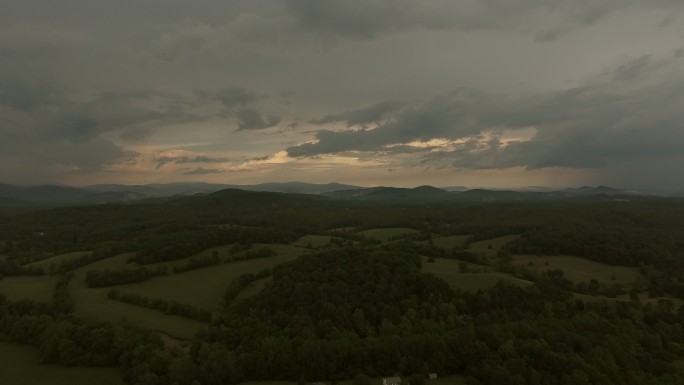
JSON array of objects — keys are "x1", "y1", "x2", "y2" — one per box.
[
  {"x1": 383, "y1": 377, "x2": 401, "y2": 385},
  {"x1": 428, "y1": 373, "x2": 438, "y2": 380}
]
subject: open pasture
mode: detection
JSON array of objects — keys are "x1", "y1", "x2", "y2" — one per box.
[
  {"x1": 422, "y1": 256, "x2": 532, "y2": 291},
  {"x1": 234, "y1": 276, "x2": 272, "y2": 302},
  {"x1": 467, "y1": 235, "x2": 519, "y2": 259},
  {"x1": 0, "y1": 340, "x2": 124, "y2": 385},
  {"x1": 358, "y1": 227, "x2": 420, "y2": 242},
  {"x1": 291, "y1": 234, "x2": 336, "y2": 247},
  {"x1": 69, "y1": 280, "x2": 205, "y2": 339},
  {"x1": 26, "y1": 251, "x2": 92, "y2": 270},
  {"x1": 239, "y1": 375, "x2": 467, "y2": 385},
  {"x1": 424, "y1": 235, "x2": 470, "y2": 250},
  {"x1": 512, "y1": 255, "x2": 641, "y2": 284},
  {"x1": 105, "y1": 249, "x2": 301, "y2": 310},
  {"x1": 69, "y1": 252, "x2": 205, "y2": 339},
  {"x1": 0, "y1": 275, "x2": 58, "y2": 302}
]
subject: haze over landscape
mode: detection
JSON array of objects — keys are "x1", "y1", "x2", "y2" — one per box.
[{"x1": 2, "y1": 0, "x2": 684, "y2": 192}]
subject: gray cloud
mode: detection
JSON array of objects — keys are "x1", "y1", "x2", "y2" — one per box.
[
  {"x1": 285, "y1": 0, "x2": 683, "y2": 41},
  {"x1": 180, "y1": 167, "x2": 224, "y2": 175},
  {"x1": 156, "y1": 155, "x2": 231, "y2": 169},
  {"x1": 289, "y1": 53, "x2": 684, "y2": 173},
  {"x1": 314, "y1": 100, "x2": 407, "y2": 127},
  {"x1": 196, "y1": 86, "x2": 261, "y2": 110},
  {"x1": 234, "y1": 108, "x2": 281, "y2": 130}
]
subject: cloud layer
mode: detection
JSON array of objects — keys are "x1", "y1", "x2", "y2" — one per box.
[{"x1": 1, "y1": 1, "x2": 683, "y2": 190}]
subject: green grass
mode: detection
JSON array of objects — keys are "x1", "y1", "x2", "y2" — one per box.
[
  {"x1": 234, "y1": 276, "x2": 272, "y2": 302},
  {"x1": 66, "y1": 245, "x2": 303, "y2": 338},
  {"x1": 512, "y1": 255, "x2": 641, "y2": 285},
  {"x1": 422, "y1": 257, "x2": 532, "y2": 291},
  {"x1": 291, "y1": 234, "x2": 336, "y2": 247},
  {"x1": 69, "y1": 252, "x2": 205, "y2": 339},
  {"x1": 358, "y1": 228, "x2": 420, "y2": 242},
  {"x1": 467, "y1": 235, "x2": 519, "y2": 260},
  {"x1": 0, "y1": 340, "x2": 124, "y2": 385},
  {"x1": 0, "y1": 275, "x2": 58, "y2": 302},
  {"x1": 118, "y1": 251, "x2": 300, "y2": 310},
  {"x1": 424, "y1": 235, "x2": 470, "y2": 250},
  {"x1": 239, "y1": 375, "x2": 467, "y2": 385},
  {"x1": 26, "y1": 251, "x2": 92, "y2": 270}
]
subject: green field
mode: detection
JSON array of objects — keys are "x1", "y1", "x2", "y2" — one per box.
[
  {"x1": 239, "y1": 375, "x2": 467, "y2": 385},
  {"x1": 292, "y1": 234, "x2": 336, "y2": 247},
  {"x1": 63, "y1": 245, "x2": 304, "y2": 339},
  {"x1": 67, "y1": 252, "x2": 205, "y2": 339},
  {"x1": 467, "y1": 235, "x2": 519, "y2": 260},
  {"x1": 117, "y1": 251, "x2": 300, "y2": 310},
  {"x1": 358, "y1": 228, "x2": 420, "y2": 242},
  {"x1": 0, "y1": 340, "x2": 124, "y2": 385},
  {"x1": 234, "y1": 276, "x2": 272, "y2": 302},
  {"x1": 424, "y1": 235, "x2": 470, "y2": 250},
  {"x1": 0, "y1": 275, "x2": 58, "y2": 302},
  {"x1": 422, "y1": 257, "x2": 532, "y2": 291},
  {"x1": 512, "y1": 255, "x2": 642, "y2": 284},
  {"x1": 26, "y1": 251, "x2": 92, "y2": 270}
]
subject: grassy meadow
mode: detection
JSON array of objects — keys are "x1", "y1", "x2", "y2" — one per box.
[
  {"x1": 425, "y1": 235, "x2": 470, "y2": 250},
  {"x1": 26, "y1": 251, "x2": 92, "y2": 270},
  {"x1": 291, "y1": 234, "x2": 338, "y2": 247},
  {"x1": 512, "y1": 255, "x2": 642, "y2": 284},
  {"x1": 0, "y1": 340, "x2": 123, "y2": 385},
  {"x1": 422, "y1": 256, "x2": 532, "y2": 291},
  {"x1": 358, "y1": 228, "x2": 420, "y2": 242},
  {"x1": 0, "y1": 275, "x2": 58, "y2": 302}
]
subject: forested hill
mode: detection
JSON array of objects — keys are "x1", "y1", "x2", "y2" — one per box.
[{"x1": 1, "y1": 190, "x2": 684, "y2": 384}]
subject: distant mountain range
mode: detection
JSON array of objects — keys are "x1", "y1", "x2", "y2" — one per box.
[{"x1": 0, "y1": 182, "x2": 675, "y2": 206}]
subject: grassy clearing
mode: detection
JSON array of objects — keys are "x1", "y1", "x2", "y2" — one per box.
[
  {"x1": 0, "y1": 275, "x2": 58, "y2": 302},
  {"x1": 26, "y1": 251, "x2": 92, "y2": 269},
  {"x1": 0, "y1": 340, "x2": 124, "y2": 385},
  {"x1": 69, "y1": 252, "x2": 205, "y2": 339},
  {"x1": 292, "y1": 234, "x2": 336, "y2": 247},
  {"x1": 424, "y1": 235, "x2": 470, "y2": 250},
  {"x1": 113, "y1": 250, "x2": 301, "y2": 311},
  {"x1": 467, "y1": 235, "x2": 519, "y2": 260},
  {"x1": 239, "y1": 375, "x2": 467, "y2": 385},
  {"x1": 573, "y1": 292, "x2": 684, "y2": 307},
  {"x1": 69, "y1": 279, "x2": 205, "y2": 340},
  {"x1": 358, "y1": 228, "x2": 420, "y2": 242},
  {"x1": 422, "y1": 257, "x2": 531, "y2": 291},
  {"x1": 234, "y1": 276, "x2": 272, "y2": 302},
  {"x1": 512, "y1": 255, "x2": 641, "y2": 285}
]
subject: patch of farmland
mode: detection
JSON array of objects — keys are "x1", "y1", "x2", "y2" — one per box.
[
  {"x1": 422, "y1": 256, "x2": 531, "y2": 291},
  {"x1": 113, "y1": 251, "x2": 300, "y2": 311},
  {"x1": 26, "y1": 251, "x2": 92, "y2": 269},
  {"x1": 0, "y1": 275, "x2": 58, "y2": 302},
  {"x1": 423, "y1": 235, "x2": 470, "y2": 250},
  {"x1": 512, "y1": 255, "x2": 641, "y2": 285},
  {"x1": 291, "y1": 234, "x2": 336, "y2": 247},
  {"x1": 357, "y1": 227, "x2": 420, "y2": 242},
  {"x1": 467, "y1": 234, "x2": 520, "y2": 259},
  {"x1": 0, "y1": 340, "x2": 124, "y2": 385}
]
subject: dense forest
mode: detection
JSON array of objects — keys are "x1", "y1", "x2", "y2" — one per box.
[{"x1": 1, "y1": 190, "x2": 684, "y2": 384}]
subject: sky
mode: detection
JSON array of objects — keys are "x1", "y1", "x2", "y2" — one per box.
[{"x1": 1, "y1": 0, "x2": 684, "y2": 191}]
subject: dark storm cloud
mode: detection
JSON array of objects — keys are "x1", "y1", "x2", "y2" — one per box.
[
  {"x1": 181, "y1": 167, "x2": 224, "y2": 175},
  {"x1": 156, "y1": 155, "x2": 231, "y2": 169},
  {"x1": 314, "y1": 100, "x2": 407, "y2": 127},
  {"x1": 285, "y1": 0, "x2": 683, "y2": 41},
  {"x1": 234, "y1": 108, "x2": 281, "y2": 131},
  {"x1": 196, "y1": 86, "x2": 261, "y2": 110},
  {"x1": 289, "y1": 54, "x2": 684, "y2": 171}
]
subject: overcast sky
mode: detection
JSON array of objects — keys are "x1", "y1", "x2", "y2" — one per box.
[{"x1": 1, "y1": 1, "x2": 683, "y2": 191}]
